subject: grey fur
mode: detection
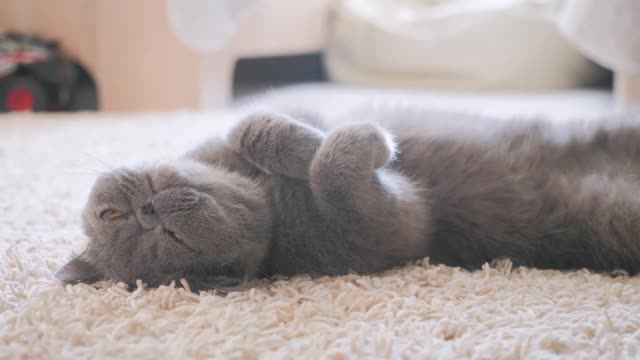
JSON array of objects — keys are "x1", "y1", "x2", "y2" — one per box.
[{"x1": 57, "y1": 110, "x2": 640, "y2": 291}]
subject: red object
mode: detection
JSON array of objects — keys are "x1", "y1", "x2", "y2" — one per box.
[
  {"x1": 0, "y1": 51, "x2": 48, "y2": 64},
  {"x1": 5, "y1": 86, "x2": 35, "y2": 111}
]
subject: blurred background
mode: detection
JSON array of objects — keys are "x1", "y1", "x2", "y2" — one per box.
[{"x1": 0, "y1": 0, "x2": 638, "y2": 113}]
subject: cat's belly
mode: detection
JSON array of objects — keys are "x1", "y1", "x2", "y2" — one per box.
[
  {"x1": 392, "y1": 135, "x2": 547, "y2": 268},
  {"x1": 262, "y1": 175, "x2": 341, "y2": 276},
  {"x1": 263, "y1": 174, "x2": 429, "y2": 277}
]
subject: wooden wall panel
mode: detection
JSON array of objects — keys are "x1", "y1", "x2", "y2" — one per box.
[{"x1": 0, "y1": 0, "x2": 200, "y2": 111}]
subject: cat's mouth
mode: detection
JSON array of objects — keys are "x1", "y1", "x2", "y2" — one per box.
[{"x1": 161, "y1": 227, "x2": 199, "y2": 253}]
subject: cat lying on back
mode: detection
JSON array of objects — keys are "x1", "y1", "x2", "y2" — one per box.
[{"x1": 56, "y1": 110, "x2": 640, "y2": 291}]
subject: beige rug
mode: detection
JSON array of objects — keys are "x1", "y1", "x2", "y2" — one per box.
[{"x1": 1, "y1": 109, "x2": 640, "y2": 359}]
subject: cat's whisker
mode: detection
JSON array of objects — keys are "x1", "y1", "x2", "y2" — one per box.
[
  {"x1": 103, "y1": 173, "x2": 125, "y2": 187},
  {"x1": 78, "y1": 152, "x2": 116, "y2": 171},
  {"x1": 68, "y1": 165, "x2": 108, "y2": 177},
  {"x1": 62, "y1": 172, "x2": 100, "y2": 177}
]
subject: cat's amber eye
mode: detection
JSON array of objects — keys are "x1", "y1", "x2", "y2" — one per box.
[{"x1": 100, "y1": 209, "x2": 125, "y2": 220}]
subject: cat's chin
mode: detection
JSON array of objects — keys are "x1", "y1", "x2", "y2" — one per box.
[{"x1": 55, "y1": 253, "x2": 104, "y2": 284}]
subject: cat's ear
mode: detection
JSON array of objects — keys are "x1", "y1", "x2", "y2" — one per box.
[
  {"x1": 184, "y1": 275, "x2": 247, "y2": 293},
  {"x1": 55, "y1": 254, "x2": 103, "y2": 284}
]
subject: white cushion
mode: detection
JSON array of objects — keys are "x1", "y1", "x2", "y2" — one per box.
[{"x1": 325, "y1": 0, "x2": 602, "y2": 90}]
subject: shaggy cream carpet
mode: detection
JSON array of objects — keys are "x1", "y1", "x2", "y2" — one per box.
[{"x1": 1, "y1": 97, "x2": 640, "y2": 359}]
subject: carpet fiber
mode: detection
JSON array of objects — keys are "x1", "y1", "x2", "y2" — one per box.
[{"x1": 2, "y1": 106, "x2": 640, "y2": 359}]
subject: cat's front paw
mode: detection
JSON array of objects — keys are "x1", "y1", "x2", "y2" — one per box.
[
  {"x1": 151, "y1": 187, "x2": 201, "y2": 216},
  {"x1": 227, "y1": 111, "x2": 288, "y2": 156},
  {"x1": 325, "y1": 122, "x2": 397, "y2": 169},
  {"x1": 227, "y1": 111, "x2": 325, "y2": 178}
]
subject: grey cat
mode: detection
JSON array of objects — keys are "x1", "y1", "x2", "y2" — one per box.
[{"x1": 56, "y1": 110, "x2": 640, "y2": 291}]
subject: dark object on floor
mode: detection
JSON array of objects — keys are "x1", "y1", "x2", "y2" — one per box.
[
  {"x1": 0, "y1": 32, "x2": 97, "y2": 112},
  {"x1": 233, "y1": 53, "x2": 328, "y2": 99}
]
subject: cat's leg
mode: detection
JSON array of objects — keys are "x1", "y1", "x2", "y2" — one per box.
[
  {"x1": 308, "y1": 123, "x2": 430, "y2": 272},
  {"x1": 227, "y1": 111, "x2": 325, "y2": 179}
]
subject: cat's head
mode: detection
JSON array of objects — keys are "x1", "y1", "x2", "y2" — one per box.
[{"x1": 56, "y1": 160, "x2": 271, "y2": 291}]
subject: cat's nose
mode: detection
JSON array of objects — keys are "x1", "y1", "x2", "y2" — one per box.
[
  {"x1": 141, "y1": 202, "x2": 155, "y2": 216},
  {"x1": 137, "y1": 202, "x2": 159, "y2": 230}
]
